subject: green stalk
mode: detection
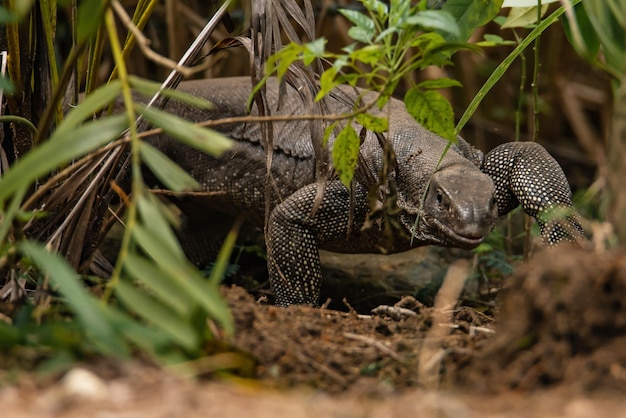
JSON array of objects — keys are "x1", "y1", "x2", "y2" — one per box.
[
  {"x1": 524, "y1": 0, "x2": 545, "y2": 258},
  {"x1": 0, "y1": 115, "x2": 38, "y2": 135},
  {"x1": 85, "y1": 25, "x2": 107, "y2": 94},
  {"x1": 39, "y1": 0, "x2": 64, "y2": 127},
  {"x1": 531, "y1": 1, "x2": 541, "y2": 143},
  {"x1": 102, "y1": 6, "x2": 141, "y2": 302},
  {"x1": 455, "y1": 0, "x2": 583, "y2": 134},
  {"x1": 33, "y1": 40, "x2": 88, "y2": 144},
  {"x1": 208, "y1": 218, "x2": 243, "y2": 287},
  {"x1": 108, "y1": 0, "x2": 159, "y2": 82},
  {"x1": 509, "y1": 31, "x2": 526, "y2": 257},
  {"x1": 4, "y1": 0, "x2": 22, "y2": 88}
]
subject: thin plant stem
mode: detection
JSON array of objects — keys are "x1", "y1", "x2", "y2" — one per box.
[
  {"x1": 524, "y1": 0, "x2": 545, "y2": 259},
  {"x1": 455, "y1": 0, "x2": 582, "y2": 135},
  {"x1": 102, "y1": 7, "x2": 142, "y2": 303}
]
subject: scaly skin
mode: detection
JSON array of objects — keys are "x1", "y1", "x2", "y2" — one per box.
[{"x1": 144, "y1": 77, "x2": 584, "y2": 306}]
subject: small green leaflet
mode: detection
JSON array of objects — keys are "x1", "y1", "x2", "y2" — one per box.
[
  {"x1": 502, "y1": 0, "x2": 558, "y2": 6},
  {"x1": 404, "y1": 87, "x2": 456, "y2": 142},
  {"x1": 332, "y1": 124, "x2": 361, "y2": 188},
  {"x1": 405, "y1": 10, "x2": 460, "y2": 39},
  {"x1": 356, "y1": 113, "x2": 388, "y2": 133},
  {"x1": 339, "y1": 8, "x2": 376, "y2": 44},
  {"x1": 501, "y1": 5, "x2": 549, "y2": 29},
  {"x1": 136, "y1": 104, "x2": 232, "y2": 157},
  {"x1": 139, "y1": 143, "x2": 200, "y2": 192},
  {"x1": 129, "y1": 76, "x2": 214, "y2": 110},
  {"x1": 417, "y1": 78, "x2": 463, "y2": 90},
  {"x1": 442, "y1": 0, "x2": 504, "y2": 41}
]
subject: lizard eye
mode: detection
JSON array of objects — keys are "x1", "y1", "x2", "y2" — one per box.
[{"x1": 436, "y1": 191, "x2": 443, "y2": 205}]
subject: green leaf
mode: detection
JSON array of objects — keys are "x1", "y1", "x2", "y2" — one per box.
[
  {"x1": 582, "y1": 0, "x2": 625, "y2": 76},
  {"x1": 0, "y1": 322, "x2": 22, "y2": 347},
  {"x1": 139, "y1": 143, "x2": 200, "y2": 192},
  {"x1": 123, "y1": 254, "x2": 194, "y2": 317},
  {"x1": 0, "y1": 7, "x2": 18, "y2": 23},
  {"x1": 116, "y1": 279, "x2": 200, "y2": 351},
  {"x1": 501, "y1": 5, "x2": 549, "y2": 29},
  {"x1": 133, "y1": 224, "x2": 186, "y2": 269},
  {"x1": 323, "y1": 121, "x2": 340, "y2": 146},
  {"x1": 442, "y1": 0, "x2": 504, "y2": 41},
  {"x1": 404, "y1": 87, "x2": 456, "y2": 141},
  {"x1": 265, "y1": 42, "x2": 303, "y2": 78},
  {"x1": 316, "y1": 67, "x2": 339, "y2": 101},
  {"x1": 0, "y1": 75, "x2": 15, "y2": 94},
  {"x1": 19, "y1": 241, "x2": 128, "y2": 357},
  {"x1": 303, "y1": 38, "x2": 327, "y2": 65},
  {"x1": 356, "y1": 113, "x2": 388, "y2": 133},
  {"x1": 135, "y1": 193, "x2": 185, "y2": 260},
  {"x1": 332, "y1": 124, "x2": 360, "y2": 187},
  {"x1": 340, "y1": 8, "x2": 376, "y2": 32},
  {"x1": 129, "y1": 76, "x2": 214, "y2": 110},
  {"x1": 348, "y1": 27, "x2": 375, "y2": 45},
  {"x1": 13, "y1": 0, "x2": 35, "y2": 17},
  {"x1": 502, "y1": 0, "x2": 558, "y2": 5},
  {"x1": 132, "y1": 224, "x2": 234, "y2": 334},
  {"x1": 411, "y1": 32, "x2": 446, "y2": 50},
  {"x1": 456, "y1": 2, "x2": 582, "y2": 133},
  {"x1": 54, "y1": 80, "x2": 122, "y2": 140},
  {"x1": 0, "y1": 115, "x2": 37, "y2": 135},
  {"x1": 350, "y1": 45, "x2": 384, "y2": 66},
  {"x1": 207, "y1": 221, "x2": 240, "y2": 288},
  {"x1": 417, "y1": 78, "x2": 463, "y2": 90},
  {"x1": 374, "y1": 27, "x2": 402, "y2": 44},
  {"x1": 136, "y1": 104, "x2": 232, "y2": 156},
  {"x1": 77, "y1": 0, "x2": 105, "y2": 41},
  {"x1": 0, "y1": 115, "x2": 127, "y2": 202},
  {"x1": 0, "y1": 189, "x2": 25, "y2": 245},
  {"x1": 410, "y1": 33, "x2": 467, "y2": 69},
  {"x1": 562, "y1": 2, "x2": 600, "y2": 60},
  {"x1": 405, "y1": 10, "x2": 461, "y2": 38},
  {"x1": 340, "y1": 8, "x2": 376, "y2": 43},
  {"x1": 362, "y1": 0, "x2": 388, "y2": 18},
  {"x1": 101, "y1": 306, "x2": 187, "y2": 363},
  {"x1": 476, "y1": 34, "x2": 517, "y2": 47}
]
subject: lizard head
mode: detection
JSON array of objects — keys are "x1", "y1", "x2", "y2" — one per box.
[{"x1": 399, "y1": 163, "x2": 499, "y2": 249}]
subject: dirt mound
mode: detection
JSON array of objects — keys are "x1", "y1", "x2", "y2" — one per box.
[
  {"x1": 458, "y1": 246, "x2": 626, "y2": 392},
  {"x1": 7, "y1": 248, "x2": 626, "y2": 417},
  {"x1": 226, "y1": 246, "x2": 626, "y2": 394},
  {"x1": 224, "y1": 286, "x2": 492, "y2": 394}
]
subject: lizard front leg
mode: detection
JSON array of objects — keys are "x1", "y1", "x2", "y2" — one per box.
[
  {"x1": 482, "y1": 141, "x2": 585, "y2": 245},
  {"x1": 266, "y1": 180, "x2": 362, "y2": 306}
]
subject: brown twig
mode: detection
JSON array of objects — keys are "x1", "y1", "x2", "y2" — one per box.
[
  {"x1": 343, "y1": 332, "x2": 406, "y2": 363},
  {"x1": 111, "y1": 0, "x2": 202, "y2": 77},
  {"x1": 418, "y1": 259, "x2": 469, "y2": 389}
]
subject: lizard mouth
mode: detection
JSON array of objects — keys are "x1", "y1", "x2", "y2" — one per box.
[
  {"x1": 400, "y1": 213, "x2": 487, "y2": 249},
  {"x1": 430, "y1": 217, "x2": 486, "y2": 248}
]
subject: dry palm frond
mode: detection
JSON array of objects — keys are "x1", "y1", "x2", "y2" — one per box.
[
  {"x1": 25, "y1": 0, "x2": 333, "y2": 274},
  {"x1": 23, "y1": 1, "x2": 235, "y2": 271},
  {"x1": 249, "y1": 0, "x2": 331, "y2": 224}
]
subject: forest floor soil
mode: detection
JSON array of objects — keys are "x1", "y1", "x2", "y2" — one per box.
[{"x1": 2, "y1": 246, "x2": 626, "y2": 417}]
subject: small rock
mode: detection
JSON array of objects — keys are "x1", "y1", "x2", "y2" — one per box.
[{"x1": 61, "y1": 367, "x2": 109, "y2": 400}]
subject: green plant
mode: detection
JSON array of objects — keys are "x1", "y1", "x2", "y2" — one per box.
[
  {"x1": 260, "y1": 0, "x2": 502, "y2": 186},
  {"x1": 563, "y1": 0, "x2": 626, "y2": 243},
  {"x1": 0, "y1": 1, "x2": 240, "y2": 372}
]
